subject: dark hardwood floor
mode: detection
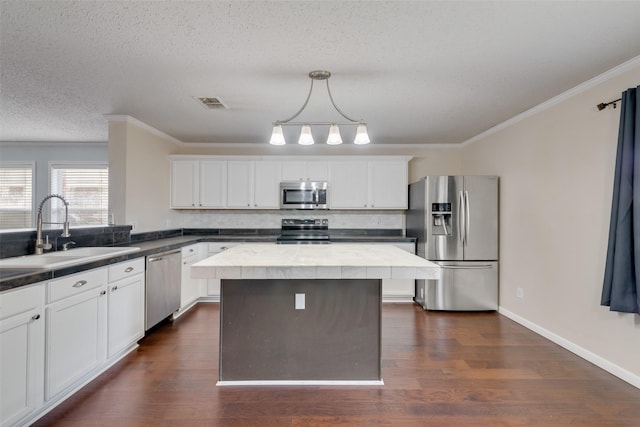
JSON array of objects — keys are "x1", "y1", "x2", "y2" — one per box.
[{"x1": 34, "y1": 303, "x2": 640, "y2": 426}]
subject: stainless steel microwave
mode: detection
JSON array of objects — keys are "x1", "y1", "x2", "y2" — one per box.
[{"x1": 280, "y1": 181, "x2": 328, "y2": 209}]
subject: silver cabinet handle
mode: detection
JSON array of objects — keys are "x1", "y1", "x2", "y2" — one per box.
[
  {"x1": 112, "y1": 285, "x2": 118, "y2": 292},
  {"x1": 32, "y1": 314, "x2": 40, "y2": 320},
  {"x1": 124, "y1": 266, "x2": 134, "y2": 273},
  {"x1": 220, "y1": 246, "x2": 228, "y2": 251},
  {"x1": 73, "y1": 280, "x2": 88, "y2": 288},
  {"x1": 148, "y1": 256, "x2": 164, "y2": 262},
  {"x1": 100, "y1": 290, "x2": 107, "y2": 296}
]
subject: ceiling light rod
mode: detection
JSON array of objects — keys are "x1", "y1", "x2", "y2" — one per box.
[
  {"x1": 275, "y1": 70, "x2": 362, "y2": 125},
  {"x1": 269, "y1": 70, "x2": 370, "y2": 145},
  {"x1": 597, "y1": 97, "x2": 622, "y2": 111}
]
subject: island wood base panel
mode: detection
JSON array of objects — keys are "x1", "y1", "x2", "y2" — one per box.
[{"x1": 220, "y1": 278, "x2": 381, "y2": 382}]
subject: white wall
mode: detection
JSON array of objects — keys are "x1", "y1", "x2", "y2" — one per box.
[
  {"x1": 108, "y1": 117, "x2": 179, "y2": 232},
  {"x1": 457, "y1": 60, "x2": 640, "y2": 384}
]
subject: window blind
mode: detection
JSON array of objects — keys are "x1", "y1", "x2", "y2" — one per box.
[
  {"x1": 0, "y1": 164, "x2": 34, "y2": 229},
  {"x1": 50, "y1": 164, "x2": 109, "y2": 226}
]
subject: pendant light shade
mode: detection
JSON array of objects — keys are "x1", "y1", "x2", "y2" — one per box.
[
  {"x1": 354, "y1": 123, "x2": 370, "y2": 145},
  {"x1": 326, "y1": 124, "x2": 343, "y2": 145},
  {"x1": 298, "y1": 124, "x2": 314, "y2": 145},
  {"x1": 270, "y1": 70, "x2": 370, "y2": 145},
  {"x1": 269, "y1": 124, "x2": 286, "y2": 145}
]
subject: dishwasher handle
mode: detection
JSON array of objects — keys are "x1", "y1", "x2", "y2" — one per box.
[
  {"x1": 440, "y1": 264, "x2": 494, "y2": 270},
  {"x1": 147, "y1": 249, "x2": 181, "y2": 263}
]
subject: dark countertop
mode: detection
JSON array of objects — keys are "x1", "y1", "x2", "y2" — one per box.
[{"x1": 0, "y1": 233, "x2": 415, "y2": 292}]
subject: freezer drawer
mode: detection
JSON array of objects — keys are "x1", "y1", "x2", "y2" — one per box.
[{"x1": 421, "y1": 261, "x2": 498, "y2": 311}]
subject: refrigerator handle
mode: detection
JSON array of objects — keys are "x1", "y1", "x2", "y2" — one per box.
[
  {"x1": 458, "y1": 190, "x2": 464, "y2": 243},
  {"x1": 464, "y1": 190, "x2": 470, "y2": 246}
]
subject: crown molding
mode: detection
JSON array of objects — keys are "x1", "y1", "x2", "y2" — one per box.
[
  {"x1": 103, "y1": 114, "x2": 182, "y2": 146},
  {"x1": 461, "y1": 53, "x2": 640, "y2": 147},
  {"x1": 0, "y1": 141, "x2": 107, "y2": 148}
]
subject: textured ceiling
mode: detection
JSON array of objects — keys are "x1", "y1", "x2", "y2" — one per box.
[{"x1": 2, "y1": 1, "x2": 640, "y2": 145}]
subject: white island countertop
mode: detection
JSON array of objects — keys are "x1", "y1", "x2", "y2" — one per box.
[{"x1": 191, "y1": 243, "x2": 441, "y2": 280}]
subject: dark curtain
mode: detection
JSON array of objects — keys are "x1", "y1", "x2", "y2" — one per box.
[{"x1": 602, "y1": 85, "x2": 640, "y2": 314}]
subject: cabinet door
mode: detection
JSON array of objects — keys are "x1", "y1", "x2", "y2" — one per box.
[
  {"x1": 171, "y1": 160, "x2": 198, "y2": 208},
  {"x1": 206, "y1": 243, "x2": 238, "y2": 300},
  {"x1": 45, "y1": 286, "x2": 107, "y2": 400},
  {"x1": 330, "y1": 161, "x2": 368, "y2": 208},
  {"x1": 0, "y1": 285, "x2": 45, "y2": 427},
  {"x1": 306, "y1": 161, "x2": 328, "y2": 181},
  {"x1": 200, "y1": 160, "x2": 227, "y2": 208},
  {"x1": 227, "y1": 161, "x2": 254, "y2": 208},
  {"x1": 281, "y1": 161, "x2": 328, "y2": 181},
  {"x1": 253, "y1": 161, "x2": 281, "y2": 208},
  {"x1": 107, "y1": 274, "x2": 145, "y2": 358},
  {"x1": 181, "y1": 252, "x2": 204, "y2": 309},
  {"x1": 281, "y1": 161, "x2": 306, "y2": 181},
  {"x1": 368, "y1": 161, "x2": 408, "y2": 209}
]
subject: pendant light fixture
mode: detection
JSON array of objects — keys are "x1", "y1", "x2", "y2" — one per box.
[{"x1": 269, "y1": 70, "x2": 370, "y2": 145}]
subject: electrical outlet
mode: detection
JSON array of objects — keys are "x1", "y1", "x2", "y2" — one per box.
[
  {"x1": 516, "y1": 288, "x2": 524, "y2": 299},
  {"x1": 295, "y1": 293, "x2": 305, "y2": 310},
  {"x1": 128, "y1": 221, "x2": 137, "y2": 231}
]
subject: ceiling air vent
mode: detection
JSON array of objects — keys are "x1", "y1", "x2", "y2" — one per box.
[{"x1": 195, "y1": 97, "x2": 228, "y2": 110}]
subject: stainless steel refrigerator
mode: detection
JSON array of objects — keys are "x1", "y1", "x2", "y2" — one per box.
[{"x1": 407, "y1": 176, "x2": 499, "y2": 311}]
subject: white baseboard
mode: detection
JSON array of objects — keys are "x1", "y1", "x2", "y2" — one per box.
[
  {"x1": 498, "y1": 306, "x2": 640, "y2": 390},
  {"x1": 382, "y1": 294, "x2": 415, "y2": 303}
]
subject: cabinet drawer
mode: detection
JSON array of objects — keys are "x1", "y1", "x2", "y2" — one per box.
[
  {"x1": 182, "y1": 244, "x2": 201, "y2": 258},
  {"x1": 0, "y1": 284, "x2": 45, "y2": 320},
  {"x1": 207, "y1": 242, "x2": 239, "y2": 253},
  {"x1": 47, "y1": 268, "x2": 108, "y2": 304},
  {"x1": 108, "y1": 258, "x2": 145, "y2": 283}
]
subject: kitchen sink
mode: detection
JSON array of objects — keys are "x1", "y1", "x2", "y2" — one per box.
[{"x1": 0, "y1": 246, "x2": 140, "y2": 269}]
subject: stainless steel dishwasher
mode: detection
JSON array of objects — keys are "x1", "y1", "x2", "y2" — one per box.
[{"x1": 145, "y1": 249, "x2": 182, "y2": 330}]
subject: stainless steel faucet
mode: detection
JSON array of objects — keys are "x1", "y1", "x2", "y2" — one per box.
[{"x1": 35, "y1": 194, "x2": 71, "y2": 255}]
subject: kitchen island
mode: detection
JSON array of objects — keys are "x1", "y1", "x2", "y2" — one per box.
[{"x1": 191, "y1": 243, "x2": 440, "y2": 385}]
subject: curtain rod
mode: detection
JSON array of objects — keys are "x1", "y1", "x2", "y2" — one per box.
[{"x1": 597, "y1": 98, "x2": 622, "y2": 111}]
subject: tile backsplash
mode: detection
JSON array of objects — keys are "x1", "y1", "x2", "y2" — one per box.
[{"x1": 168, "y1": 210, "x2": 405, "y2": 230}]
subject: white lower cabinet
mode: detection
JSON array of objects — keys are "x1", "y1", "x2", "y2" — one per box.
[
  {"x1": 107, "y1": 259, "x2": 145, "y2": 358},
  {"x1": 206, "y1": 242, "x2": 239, "y2": 299},
  {"x1": 332, "y1": 241, "x2": 416, "y2": 302},
  {"x1": 180, "y1": 243, "x2": 205, "y2": 310},
  {"x1": 45, "y1": 268, "x2": 108, "y2": 400},
  {"x1": 380, "y1": 242, "x2": 416, "y2": 302},
  {"x1": 0, "y1": 284, "x2": 45, "y2": 427}
]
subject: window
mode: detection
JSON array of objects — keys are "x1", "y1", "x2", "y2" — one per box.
[
  {"x1": 50, "y1": 163, "x2": 109, "y2": 226},
  {"x1": 0, "y1": 163, "x2": 34, "y2": 229}
]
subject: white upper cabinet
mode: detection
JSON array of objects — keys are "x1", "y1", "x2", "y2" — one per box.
[
  {"x1": 253, "y1": 161, "x2": 282, "y2": 208},
  {"x1": 226, "y1": 161, "x2": 254, "y2": 208},
  {"x1": 368, "y1": 160, "x2": 408, "y2": 209},
  {"x1": 330, "y1": 161, "x2": 369, "y2": 209},
  {"x1": 170, "y1": 160, "x2": 198, "y2": 208},
  {"x1": 170, "y1": 159, "x2": 226, "y2": 208},
  {"x1": 330, "y1": 159, "x2": 408, "y2": 209},
  {"x1": 281, "y1": 160, "x2": 328, "y2": 181},
  {"x1": 170, "y1": 156, "x2": 408, "y2": 210},
  {"x1": 199, "y1": 160, "x2": 227, "y2": 208}
]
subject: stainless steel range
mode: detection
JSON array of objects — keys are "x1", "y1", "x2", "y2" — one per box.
[{"x1": 276, "y1": 218, "x2": 330, "y2": 244}]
